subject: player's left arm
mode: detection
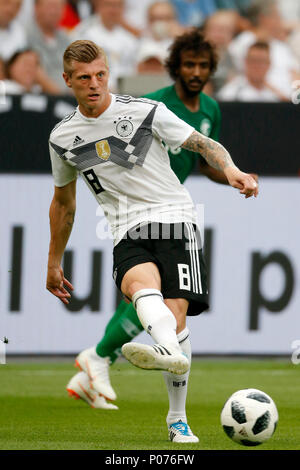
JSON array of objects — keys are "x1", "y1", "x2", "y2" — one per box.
[{"x1": 182, "y1": 130, "x2": 258, "y2": 198}]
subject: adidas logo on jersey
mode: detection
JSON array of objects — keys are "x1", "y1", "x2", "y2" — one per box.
[{"x1": 73, "y1": 135, "x2": 85, "y2": 146}]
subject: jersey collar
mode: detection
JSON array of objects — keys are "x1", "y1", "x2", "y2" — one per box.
[{"x1": 77, "y1": 93, "x2": 115, "y2": 122}]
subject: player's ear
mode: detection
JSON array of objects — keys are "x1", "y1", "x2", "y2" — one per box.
[{"x1": 63, "y1": 72, "x2": 72, "y2": 88}]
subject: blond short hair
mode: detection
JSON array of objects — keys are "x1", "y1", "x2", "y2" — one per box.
[{"x1": 63, "y1": 40, "x2": 109, "y2": 76}]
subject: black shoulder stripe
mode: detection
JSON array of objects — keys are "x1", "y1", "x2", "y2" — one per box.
[
  {"x1": 115, "y1": 94, "x2": 133, "y2": 103},
  {"x1": 115, "y1": 95, "x2": 159, "y2": 106},
  {"x1": 51, "y1": 110, "x2": 76, "y2": 133},
  {"x1": 49, "y1": 141, "x2": 68, "y2": 160},
  {"x1": 132, "y1": 97, "x2": 159, "y2": 105}
]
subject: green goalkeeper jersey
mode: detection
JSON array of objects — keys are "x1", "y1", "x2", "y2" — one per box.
[{"x1": 144, "y1": 85, "x2": 221, "y2": 183}]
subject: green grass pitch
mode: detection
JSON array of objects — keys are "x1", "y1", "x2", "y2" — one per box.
[{"x1": 0, "y1": 359, "x2": 299, "y2": 450}]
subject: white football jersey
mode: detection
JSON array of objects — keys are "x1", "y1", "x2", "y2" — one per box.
[{"x1": 49, "y1": 94, "x2": 196, "y2": 245}]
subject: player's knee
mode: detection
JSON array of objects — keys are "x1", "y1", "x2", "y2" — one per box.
[
  {"x1": 121, "y1": 266, "x2": 161, "y2": 300},
  {"x1": 122, "y1": 279, "x2": 163, "y2": 301},
  {"x1": 122, "y1": 281, "x2": 150, "y2": 300}
]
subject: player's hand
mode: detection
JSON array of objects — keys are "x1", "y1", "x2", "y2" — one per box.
[
  {"x1": 224, "y1": 167, "x2": 259, "y2": 198},
  {"x1": 249, "y1": 173, "x2": 259, "y2": 184},
  {"x1": 46, "y1": 265, "x2": 74, "y2": 305}
]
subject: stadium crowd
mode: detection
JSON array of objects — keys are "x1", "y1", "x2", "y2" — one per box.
[{"x1": 0, "y1": 0, "x2": 299, "y2": 101}]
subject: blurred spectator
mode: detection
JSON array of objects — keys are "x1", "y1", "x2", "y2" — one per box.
[
  {"x1": 0, "y1": 58, "x2": 5, "y2": 79},
  {"x1": 59, "y1": 0, "x2": 81, "y2": 30},
  {"x1": 276, "y1": 0, "x2": 300, "y2": 45},
  {"x1": 16, "y1": 0, "x2": 92, "y2": 27},
  {"x1": 288, "y1": 27, "x2": 300, "y2": 69},
  {"x1": 203, "y1": 10, "x2": 238, "y2": 94},
  {"x1": 135, "y1": 1, "x2": 185, "y2": 69},
  {"x1": 0, "y1": 0, "x2": 27, "y2": 61},
  {"x1": 15, "y1": 0, "x2": 33, "y2": 25},
  {"x1": 215, "y1": 0, "x2": 252, "y2": 33},
  {"x1": 59, "y1": 0, "x2": 92, "y2": 30},
  {"x1": 136, "y1": 41, "x2": 167, "y2": 74},
  {"x1": 2, "y1": 49, "x2": 42, "y2": 93},
  {"x1": 228, "y1": 0, "x2": 299, "y2": 97},
  {"x1": 145, "y1": 1, "x2": 184, "y2": 41},
  {"x1": 215, "y1": 0, "x2": 251, "y2": 14},
  {"x1": 25, "y1": 0, "x2": 70, "y2": 94},
  {"x1": 277, "y1": 0, "x2": 300, "y2": 23},
  {"x1": 124, "y1": 0, "x2": 156, "y2": 31},
  {"x1": 72, "y1": 0, "x2": 139, "y2": 92},
  {"x1": 217, "y1": 41, "x2": 289, "y2": 102},
  {"x1": 170, "y1": 0, "x2": 217, "y2": 27}
]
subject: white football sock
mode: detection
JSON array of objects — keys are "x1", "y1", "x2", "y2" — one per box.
[
  {"x1": 163, "y1": 327, "x2": 191, "y2": 426},
  {"x1": 132, "y1": 289, "x2": 180, "y2": 351}
]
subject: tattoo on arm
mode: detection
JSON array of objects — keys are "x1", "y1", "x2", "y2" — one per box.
[{"x1": 182, "y1": 131, "x2": 235, "y2": 172}]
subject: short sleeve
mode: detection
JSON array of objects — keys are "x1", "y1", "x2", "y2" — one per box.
[
  {"x1": 49, "y1": 142, "x2": 78, "y2": 187},
  {"x1": 152, "y1": 102, "x2": 194, "y2": 150}
]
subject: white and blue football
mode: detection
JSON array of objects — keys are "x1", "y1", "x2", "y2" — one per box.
[{"x1": 221, "y1": 388, "x2": 278, "y2": 446}]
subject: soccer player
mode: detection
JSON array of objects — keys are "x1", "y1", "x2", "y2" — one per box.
[
  {"x1": 47, "y1": 39, "x2": 258, "y2": 442},
  {"x1": 67, "y1": 29, "x2": 258, "y2": 412}
]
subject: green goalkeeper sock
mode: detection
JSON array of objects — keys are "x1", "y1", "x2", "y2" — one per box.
[{"x1": 95, "y1": 300, "x2": 144, "y2": 364}]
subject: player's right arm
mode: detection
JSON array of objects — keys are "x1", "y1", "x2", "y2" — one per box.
[
  {"x1": 198, "y1": 101, "x2": 230, "y2": 184},
  {"x1": 46, "y1": 180, "x2": 76, "y2": 304},
  {"x1": 198, "y1": 157, "x2": 229, "y2": 184},
  {"x1": 151, "y1": 101, "x2": 258, "y2": 197},
  {"x1": 182, "y1": 131, "x2": 258, "y2": 198}
]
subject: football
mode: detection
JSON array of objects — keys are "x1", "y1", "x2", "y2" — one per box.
[{"x1": 221, "y1": 388, "x2": 279, "y2": 446}]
